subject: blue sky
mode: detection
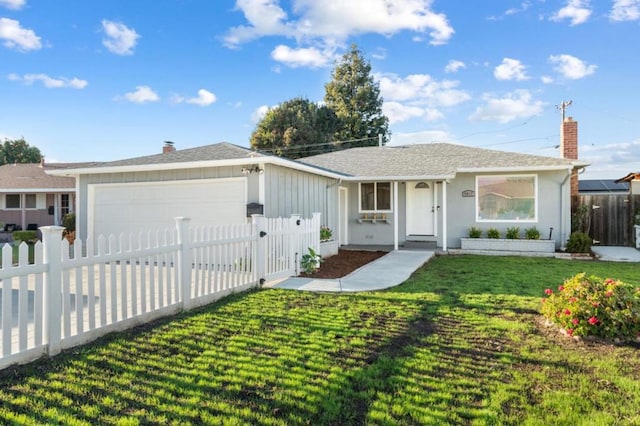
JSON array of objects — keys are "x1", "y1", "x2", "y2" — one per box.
[{"x1": 1, "y1": 0, "x2": 639, "y2": 179}]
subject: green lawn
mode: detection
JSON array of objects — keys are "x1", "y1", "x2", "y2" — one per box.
[{"x1": 0, "y1": 255, "x2": 639, "y2": 425}]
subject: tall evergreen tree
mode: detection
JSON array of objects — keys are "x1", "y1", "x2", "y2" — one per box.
[
  {"x1": 0, "y1": 138, "x2": 42, "y2": 165},
  {"x1": 250, "y1": 97, "x2": 340, "y2": 159},
  {"x1": 324, "y1": 44, "x2": 389, "y2": 149}
]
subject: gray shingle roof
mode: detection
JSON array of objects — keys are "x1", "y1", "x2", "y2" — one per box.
[
  {"x1": 298, "y1": 143, "x2": 581, "y2": 178},
  {"x1": 97, "y1": 142, "x2": 267, "y2": 167}
]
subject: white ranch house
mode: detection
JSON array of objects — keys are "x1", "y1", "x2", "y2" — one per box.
[{"x1": 49, "y1": 135, "x2": 587, "y2": 251}]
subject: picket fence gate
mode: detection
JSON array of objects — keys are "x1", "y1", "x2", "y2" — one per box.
[{"x1": 0, "y1": 213, "x2": 320, "y2": 370}]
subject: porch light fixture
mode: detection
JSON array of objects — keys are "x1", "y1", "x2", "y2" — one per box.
[
  {"x1": 241, "y1": 165, "x2": 264, "y2": 175},
  {"x1": 415, "y1": 182, "x2": 430, "y2": 189}
]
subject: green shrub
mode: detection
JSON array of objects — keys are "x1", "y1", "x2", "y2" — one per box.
[
  {"x1": 505, "y1": 226, "x2": 520, "y2": 239},
  {"x1": 300, "y1": 247, "x2": 323, "y2": 274},
  {"x1": 320, "y1": 226, "x2": 332, "y2": 242},
  {"x1": 468, "y1": 226, "x2": 482, "y2": 238},
  {"x1": 486, "y1": 228, "x2": 500, "y2": 239},
  {"x1": 62, "y1": 213, "x2": 76, "y2": 233},
  {"x1": 566, "y1": 232, "x2": 591, "y2": 253},
  {"x1": 541, "y1": 273, "x2": 640, "y2": 341},
  {"x1": 12, "y1": 230, "x2": 37, "y2": 243},
  {"x1": 524, "y1": 227, "x2": 541, "y2": 240}
]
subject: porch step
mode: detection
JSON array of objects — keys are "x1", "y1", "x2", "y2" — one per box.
[{"x1": 402, "y1": 240, "x2": 437, "y2": 250}]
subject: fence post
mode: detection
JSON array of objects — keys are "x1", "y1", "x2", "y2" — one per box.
[
  {"x1": 290, "y1": 214, "x2": 301, "y2": 275},
  {"x1": 312, "y1": 212, "x2": 321, "y2": 254},
  {"x1": 252, "y1": 215, "x2": 266, "y2": 285},
  {"x1": 41, "y1": 226, "x2": 65, "y2": 356},
  {"x1": 175, "y1": 217, "x2": 192, "y2": 310}
]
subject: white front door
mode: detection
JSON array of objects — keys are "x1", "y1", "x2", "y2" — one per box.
[{"x1": 406, "y1": 181, "x2": 434, "y2": 236}]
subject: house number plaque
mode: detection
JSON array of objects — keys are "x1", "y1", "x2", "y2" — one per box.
[{"x1": 462, "y1": 190, "x2": 475, "y2": 197}]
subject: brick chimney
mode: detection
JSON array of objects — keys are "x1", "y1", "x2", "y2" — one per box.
[
  {"x1": 163, "y1": 141, "x2": 176, "y2": 154},
  {"x1": 561, "y1": 117, "x2": 579, "y2": 197}
]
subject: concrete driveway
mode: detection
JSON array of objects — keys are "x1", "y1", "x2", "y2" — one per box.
[{"x1": 591, "y1": 246, "x2": 640, "y2": 262}]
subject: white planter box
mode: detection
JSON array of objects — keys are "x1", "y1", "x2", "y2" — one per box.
[
  {"x1": 460, "y1": 238, "x2": 555, "y2": 253},
  {"x1": 320, "y1": 240, "x2": 339, "y2": 258}
]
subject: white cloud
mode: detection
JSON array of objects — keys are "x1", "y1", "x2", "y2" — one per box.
[
  {"x1": 377, "y1": 73, "x2": 470, "y2": 106},
  {"x1": 101, "y1": 20, "x2": 140, "y2": 55},
  {"x1": 225, "y1": 0, "x2": 454, "y2": 50},
  {"x1": 550, "y1": 0, "x2": 592, "y2": 25},
  {"x1": 121, "y1": 86, "x2": 159, "y2": 103},
  {"x1": 549, "y1": 54, "x2": 596, "y2": 79},
  {"x1": 494, "y1": 58, "x2": 529, "y2": 81},
  {"x1": 271, "y1": 45, "x2": 333, "y2": 68},
  {"x1": 388, "y1": 130, "x2": 452, "y2": 146},
  {"x1": 580, "y1": 139, "x2": 640, "y2": 178},
  {"x1": 187, "y1": 89, "x2": 217, "y2": 106},
  {"x1": 444, "y1": 60, "x2": 465, "y2": 73},
  {"x1": 8, "y1": 73, "x2": 88, "y2": 89},
  {"x1": 610, "y1": 0, "x2": 640, "y2": 21},
  {"x1": 0, "y1": 18, "x2": 41, "y2": 51},
  {"x1": 371, "y1": 47, "x2": 387, "y2": 60},
  {"x1": 383, "y1": 102, "x2": 444, "y2": 124},
  {"x1": 541, "y1": 75, "x2": 554, "y2": 84},
  {"x1": 251, "y1": 105, "x2": 270, "y2": 123},
  {"x1": 469, "y1": 90, "x2": 545, "y2": 123},
  {"x1": 0, "y1": 0, "x2": 25, "y2": 10}
]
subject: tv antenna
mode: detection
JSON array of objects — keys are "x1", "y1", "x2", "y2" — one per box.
[{"x1": 556, "y1": 100, "x2": 572, "y2": 122}]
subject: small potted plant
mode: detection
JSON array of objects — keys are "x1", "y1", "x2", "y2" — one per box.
[{"x1": 319, "y1": 226, "x2": 339, "y2": 258}]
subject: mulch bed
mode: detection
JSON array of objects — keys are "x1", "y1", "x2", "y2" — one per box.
[{"x1": 300, "y1": 249, "x2": 387, "y2": 279}]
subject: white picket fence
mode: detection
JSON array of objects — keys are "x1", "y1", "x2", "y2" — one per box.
[{"x1": 0, "y1": 213, "x2": 320, "y2": 370}]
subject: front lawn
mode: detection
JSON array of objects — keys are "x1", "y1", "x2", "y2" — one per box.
[{"x1": 0, "y1": 255, "x2": 638, "y2": 425}]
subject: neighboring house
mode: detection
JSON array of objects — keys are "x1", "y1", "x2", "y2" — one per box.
[
  {"x1": 0, "y1": 161, "x2": 78, "y2": 234},
  {"x1": 47, "y1": 142, "x2": 344, "y2": 242},
  {"x1": 49, "y1": 131, "x2": 587, "y2": 251},
  {"x1": 579, "y1": 179, "x2": 629, "y2": 195},
  {"x1": 615, "y1": 172, "x2": 640, "y2": 195}
]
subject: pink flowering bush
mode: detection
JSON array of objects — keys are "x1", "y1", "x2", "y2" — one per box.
[{"x1": 541, "y1": 273, "x2": 640, "y2": 341}]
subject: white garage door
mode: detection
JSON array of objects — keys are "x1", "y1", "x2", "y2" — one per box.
[{"x1": 88, "y1": 178, "x2": 247, "y2": 239}]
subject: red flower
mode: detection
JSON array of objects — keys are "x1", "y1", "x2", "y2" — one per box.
[
  {"x1": 558, "y1": 285, "x2": 565, "y2": 291},
  {"x1": 564, "y1": 309, "x2": 571, "y2": 316},
  {"x1": 591, "y1": 302, "x2": 600, "y2": 308},
  {"x1": 572, "y1": 318, "x2": 579, "y2": 325},
  {"x1": 567, "y1": 328, "x2": 574, "y2": 336},
  {"x1": 569, "y1": 297, "x2": 577, "y2": 303},
  {"x1": 605, "y1": 290, "x2": 614, "y2": 297},
  {"x1": 541, "y1": 298, "x2": 546, "y2": 303},
  {"x1": 544, "y1": 288, "x2": 553, "y2": 295},
  {"x1": 605, "y1": 278, "x2": 614, "y2": 285},
  {"x1": 588, "y1": 316, "x2": 599, "y2": 325}
]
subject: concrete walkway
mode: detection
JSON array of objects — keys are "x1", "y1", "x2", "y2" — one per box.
[
  {"x1": 269, "y1": 250, "x2": 434, "y2": 292},
  {"x1": 591, "y1": 246, "x2": 640, "y2": 262}
]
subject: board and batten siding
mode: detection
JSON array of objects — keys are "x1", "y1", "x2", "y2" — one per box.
[{"x1": 263, "y1": 164, "x2": 339, "y2": 234}]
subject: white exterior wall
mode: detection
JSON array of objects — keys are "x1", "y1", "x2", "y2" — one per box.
[{"x1": 263, "y1": 164, "x2": 339, "y2": 233}]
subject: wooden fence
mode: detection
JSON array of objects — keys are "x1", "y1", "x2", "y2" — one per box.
[
  {"x1": 573, "y1": 195, "x2": 640, "y2": 246},
  {"x1": 0, "y1": 213, "x2": 320, "y2": 370}
]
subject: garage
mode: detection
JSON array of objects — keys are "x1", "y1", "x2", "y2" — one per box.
[{"x1": 88, "y1": 178, "x2": 247, "y2": 239}]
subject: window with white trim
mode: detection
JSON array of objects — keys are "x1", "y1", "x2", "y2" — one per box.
[
  {"x1": 5, "y1": 194, "x2": 20, "y2": 209},
  {"x1": 476, "y1": 175, "x2": 537, "y2": 222},
  {"x1": 359, "y1": 182, "x2": 392, "y2": 212},
  {"x1": 24, "y1": 194, "x2": 36, "y2": 209}
]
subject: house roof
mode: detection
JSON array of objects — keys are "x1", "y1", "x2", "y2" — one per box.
[
  {"x1": 579, "y1": 179, "x2": 629, "y2": 194},
  {"x1": 46, "y1": 142, "x2": 345, "y2": 180},
  {"x1": 298, "y1": 143, "x2": 587, "y2": 179},
  {"x1": 614, "y1": 172, "x2": 640, "y2": 183},
  {"x1": 0, "y1": 163, "x2": 79, "y2": 191}
]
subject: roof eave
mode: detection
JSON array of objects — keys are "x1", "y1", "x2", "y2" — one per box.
[
  {"x1": 457, "y1": 165, "x2": 579, "y2": 173},
  {"x1": 339, "y1": 174, "x2": 456, "y2": 181},
  {"x1": 47, "y1": 156, "x2": 346, "y2": 180}
]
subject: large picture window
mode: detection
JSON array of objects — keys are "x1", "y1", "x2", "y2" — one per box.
[
  {"x1": 359, "y1": 182, "x2": 392, "y2": 212},
  {"x1": 477, "y1": 175, "x2": 537, "y2": 222}
]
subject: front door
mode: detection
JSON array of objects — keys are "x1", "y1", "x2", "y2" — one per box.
[{"x1": 406, "y1": 181, "x2": 434, "y2": 237}]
